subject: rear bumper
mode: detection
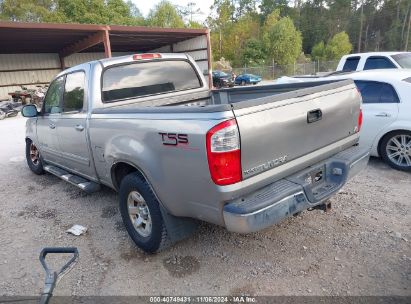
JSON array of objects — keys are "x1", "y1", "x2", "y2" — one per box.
[{"x1": 223, "y1": 145, "x2": 370, "y2": 233}]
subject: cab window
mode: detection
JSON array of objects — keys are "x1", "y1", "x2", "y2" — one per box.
[
  {"x1": 342, "y1": 56, "x2": 360, "y2": 71},
  {"x1": 364, "y1": 57, "x2": 396, "y2": 70},
  {"x1": 102, "y1": 60, "x2": 201, "y2": 103}
]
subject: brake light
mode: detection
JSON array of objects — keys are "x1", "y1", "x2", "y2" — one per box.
[
  {"x1": 206, "y1": 119, "x2": 242, "y2": 186},
  {"x1": 356, "y1": 109, "x2": 363, "y2": 133},
  {"x1": 133, "y1": 53, "x2": 161, "y2": 60}
]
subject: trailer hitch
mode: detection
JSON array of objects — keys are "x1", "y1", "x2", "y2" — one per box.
[
  {"x1": 39, "y1": 247, "x2": 79, "y2": 304},
  {"x1": 308, "y1": 201, "x2": 332, "y2": 212}
]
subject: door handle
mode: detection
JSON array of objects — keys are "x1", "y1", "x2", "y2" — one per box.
[
  {"x1": 49, "y1": 123, "x2": 56, "y2": 129},
  {"x1": 307, "y1": 109, "x2": 322, "y2": 123},
  {"x1": 375, "y1": 112, "x2": 390, "y2": 117},
  {"x1": 75, "y1": 124, "x2": 85, "y2": 132}
]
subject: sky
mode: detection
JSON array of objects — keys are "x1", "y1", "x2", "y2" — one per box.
[{"x1": 131, "y1": 0, "x2": 213, "y2": 23}]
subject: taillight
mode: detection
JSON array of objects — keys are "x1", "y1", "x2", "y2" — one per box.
[
  {"x1": 357, "y1": 109, "x2": 363, "y2": 133},
  {"x1": 133, "y1": 53, "x2": 161, "y2": 60},
  {"x1": 206, "y1": 119, "x2": 242, "y2": 186}
]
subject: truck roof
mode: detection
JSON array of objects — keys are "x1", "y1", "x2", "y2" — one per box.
[
  {"x1": 56, "y1": 53, "x2": 193, "y2": 78},
  {"x1": 334, "y1": 69, "x2": 411, "y2": 81},
  {"x1": 97, "y1": 53, "x2": 190, "y2": 68},
  {"x1": 342, "y1": 51, "x2": 409, "y2": 57}
]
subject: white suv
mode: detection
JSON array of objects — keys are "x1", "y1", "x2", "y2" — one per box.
[{"x1": 336, "y1": 52, "x2": 411, "y2": 72}]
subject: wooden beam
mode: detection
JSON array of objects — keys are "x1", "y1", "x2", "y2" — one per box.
[
  {"x1": 59, "y1": 31, "x2": 105, "y2": 58},
  {"x1": 59, "y1": 55, "x2": 66, "y2": 70},
  {"x1": 102, "y1": 29, "x2": 112, "y2": 58}
]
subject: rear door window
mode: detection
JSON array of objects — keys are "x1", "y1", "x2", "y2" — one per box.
[
  {"x1": 379, "y1": 83, "x2": 400, "y2": 103},
  {"x1": 102, "y1": 60, "x2": 201, "y2": 102},
  {"x1": 342, "y1": 57, "x2": 360, "y2": 71},
  {"x1": 354, "y1": 81, "x2": 400, "y2": 104},
  {"x1": 363, "y1": 57, "x2": 397, "y2": 70}
]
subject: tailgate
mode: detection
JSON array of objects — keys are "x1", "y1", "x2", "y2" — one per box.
[{"x1": 233, "y1": 80, "x2": 361, "y2": 179}]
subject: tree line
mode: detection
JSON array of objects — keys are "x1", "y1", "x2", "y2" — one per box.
[
  {"x1": 207, "y1": 0, "x2": 411, "y2": 66},
  {"x1": 1, "y1": 0, "x2": 410, "y2": 67}
]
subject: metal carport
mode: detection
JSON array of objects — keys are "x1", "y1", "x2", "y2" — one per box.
[{"x1": 0, "y1": 21, "x2": 211, "y2": 99}]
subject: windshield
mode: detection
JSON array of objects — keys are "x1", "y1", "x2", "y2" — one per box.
[{"x1": 391, "y1": 53, "x2": 411, "y2": 68}]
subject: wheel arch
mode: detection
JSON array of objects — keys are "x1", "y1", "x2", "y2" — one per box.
[
  {"x1": 111, "y1": 160, "x2": 147, "y2": 191},
  {"x1": 110, "y1": 160, "x2": 172, "y2": 214}
]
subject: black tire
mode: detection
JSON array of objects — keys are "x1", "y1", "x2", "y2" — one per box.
[
  {"x1": 241, "y1": 80, "x2": 246, "y2": 86},
  {"x1": 0, "y1": 110, "x2": 5, "y2": 120},
  {"x1": 8, "y1": 110, "x2": 18, "y2": 117},
  {"x1": 119, "y1": 172, "x2": 171, "y2": 253},
  {"x1": 25, "y1": 140, "x2": 44, "y2": 175},
  {"x1": 380, "y1": 130, "x2": 411, "y2": 172}
]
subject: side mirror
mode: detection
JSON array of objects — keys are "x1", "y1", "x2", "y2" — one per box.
[{"x1": 21, "y1": 105, "x2": 38, "y2": 117}]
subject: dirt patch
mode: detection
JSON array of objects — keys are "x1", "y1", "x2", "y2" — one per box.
[
  {"x1": 230, "y1": 284, "x2": 256, "y2": 296},
  {"x1": 115, "y1": 220, "x2": 126, "y2": 232},
  {"x1": 163, "y1": 255, "x2": 200, "y2": 278},
  {"x1": 34, "y1": 175, "x2": 60, "y2": 188},
  {"x1": 68, "y1": 189, "x2": 88, "y2": 199},
  {"x1": 18, "y1": 205, "x2": 57, "y2": 219},
  {"x1": 120, "y1": 250, "x2": 145, "y2": 262},
  {"x1": 101, "y1": 206, "x2": 117, "y2": 218},
  {"x1": 26, "y1": 185, "x2": 35, "y2": 194}
]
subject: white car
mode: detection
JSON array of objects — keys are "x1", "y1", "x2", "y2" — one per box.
[
  {"x1": 336, "y1": 52, "x2": 411, "y2": 71},
  {"x1": 275, "y1": 70, "x2": 411, "y2": 171}
]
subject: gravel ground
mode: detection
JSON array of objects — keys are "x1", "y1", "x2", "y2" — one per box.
[{"x1": 0, "y1": 115, "x2": 410, "y2": 296}]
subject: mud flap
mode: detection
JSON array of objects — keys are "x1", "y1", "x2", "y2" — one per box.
[{"x1": 160, "y1": 206, "x2": 199, "y2": 243}]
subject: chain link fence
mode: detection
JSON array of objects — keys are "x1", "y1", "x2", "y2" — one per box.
[{"x1": 222, "y1": 60, "x2": 339, "y2": 80}]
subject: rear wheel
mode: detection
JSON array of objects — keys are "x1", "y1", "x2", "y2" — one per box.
[
  {"x1": 380, "y1": 131, "x2": 411, "y2": 172},
  {"x1": 26, "y1": 140, "x2": 44, "y2": 174},
  {"x1": 0, "y1": 110, "x2": 5, "y2": 120},
  {"x1": 119, "y1": 172, "x2": 171, "y2": 253}
]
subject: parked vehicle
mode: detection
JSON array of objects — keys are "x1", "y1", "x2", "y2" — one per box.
[
  {"x1": 275, "y1": 70, "x2": 411, "y2": 171},
  {"x1": 212, "y1": 70, "x2": 234, "y2": 88},
  {"x1": 22, "y1": 53, "x2": 369, "y2": 253},
  {"x1": 0, "y1": 101, "x2": 20, "y2": 120},
  {"x1": 235, "y1": 73, "x2": 262, "y2": 85},
  {"x1": 336, "y1": 52, "x2": 411, "y2": 72}
]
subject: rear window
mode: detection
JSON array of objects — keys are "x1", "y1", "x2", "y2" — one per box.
[
  {"x1": 364, "y1": 57, "x2": 396, "y2": 70},
  {"x1": 391, "y1": 53, "x2": 411, "y2": 68},
  {"x1": 354, "y1": 80, "x2": 400, "y2": 103},
  {"x1": 342, "y1": 56, "x2": 360, "y2": 71},
  {"x1": 102, "y1": 60, "x2": 201, "y2": 102}
]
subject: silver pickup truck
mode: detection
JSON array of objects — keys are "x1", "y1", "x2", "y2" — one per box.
[{"x1": 22, "y1": 53, "x2": 369, "y2": 253}]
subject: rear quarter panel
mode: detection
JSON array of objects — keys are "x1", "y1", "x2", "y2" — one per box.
[{"x1": 88, "y1": 111, "x2": 235, "y2": 225}]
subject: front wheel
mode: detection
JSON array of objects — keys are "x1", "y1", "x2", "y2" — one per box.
[
  {"x1": 380, "y1": 131, "x2": 411, "y2": 172},
  {"x1": 0, "y1": 110, "x2": 5, "y2": 120},
  {"x1": 119, "y1": 173, "x2": 171, "y2": 253},
  {"x1": 241, "y1": 80, "x2": 246, "y2": 86},
  {"x1": 26, "y1": 140, "x2": 44, "y2": 175}
]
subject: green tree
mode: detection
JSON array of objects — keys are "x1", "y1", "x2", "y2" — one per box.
[
  {"x1": 240, "y1": 38, "x2": 266, "y2": 65},
  {"x1": 263, "y1": 13, "x2": 302, "y2": 65},
  {"x1": 147, "y1": 0, "x2": 185, "y2": 28},
  {"x1": 187, "y1": 20, "x2": 204, "y2": 29},
  {"x1": 311, "y1": 41, "x2": 326, "y2": 60},
  {"x1": 0, "y1": 0, "x2": 144, "y2": 25},
  {"x1": 0, "y1": 0, "x2": 54, "y2": 22},
  {"x1": 324, "y1": 31, "x2": 353, "y2": 60}
]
